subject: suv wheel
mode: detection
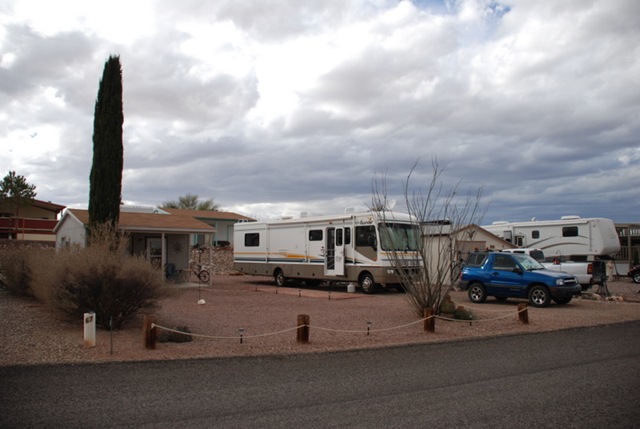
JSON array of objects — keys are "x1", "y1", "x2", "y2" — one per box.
[
  {"x1": 529, "y1": 285, "x2": 551, "y2": 307},
  {"x1": 553, "y1": 296, "x2": 572, "y2": 305},
  {"x1": 468, "y1": 283, "x2": 487, "y2": 303}
]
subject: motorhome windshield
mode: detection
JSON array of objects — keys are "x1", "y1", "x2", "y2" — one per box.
[{"x1": 378, "y1": 223, "x2": 420, "y2": 251}]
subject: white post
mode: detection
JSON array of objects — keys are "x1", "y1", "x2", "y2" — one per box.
[{"x1": 84, "y1": 312, "x2": 96, "y2": 348}]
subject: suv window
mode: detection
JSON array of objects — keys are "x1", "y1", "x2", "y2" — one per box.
[
  {"x1": 493, "y1": 254, "x2": 517, "y2": 270},
  {"x1": 466, "y1": 253, "x2": 488, "y2": 267}
]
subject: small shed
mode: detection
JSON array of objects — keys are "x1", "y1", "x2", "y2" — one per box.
[
  {"x1": 422, "y1": 223, "x2": 516, "y2": 286},
  {"x1": 54, "y1": 208, "x2": 215, "y2": 272}
]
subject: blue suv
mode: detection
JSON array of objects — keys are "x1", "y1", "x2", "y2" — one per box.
[{"x1": 459, "y1": 252, "x2": 581, "y2": 307}]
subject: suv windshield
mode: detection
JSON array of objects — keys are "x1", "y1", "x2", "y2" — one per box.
[
  {"x1": 378, "y1": 223, "x2": 420, "y2": 251},
  {"x1": 513, "y1": 253, "x2": 546, "y2": 271}
]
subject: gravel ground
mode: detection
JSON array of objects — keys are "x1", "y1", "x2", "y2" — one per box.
[{"x1": 1, "y1": 275, "x2": 639, "y2": 367}]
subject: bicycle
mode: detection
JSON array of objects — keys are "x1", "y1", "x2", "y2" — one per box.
[{"x1": 191, "y1": 263, "x2": 210, "y2": 283}]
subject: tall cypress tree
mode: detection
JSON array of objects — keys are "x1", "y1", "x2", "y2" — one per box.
[{"x1": 89, "y1": 55, "x2": 123, "y2": 231}]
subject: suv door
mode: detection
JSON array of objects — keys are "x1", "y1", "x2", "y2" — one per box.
[{"x1": 486, "y1": 254, "x2": 527, "y2": 297}]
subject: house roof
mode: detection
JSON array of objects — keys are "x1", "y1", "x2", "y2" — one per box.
[
  {"x1": 163, "y1": 208, "x2": 254, "y2": 222},
  {"x1": 454, "y1": 224, "x2": 516, "y2": 248},
  {"x1": 56, "y1": 209, "x2": 215, "y2": 234},
  {"x1": 0, "y1": 198, "x2": 66, "y2": 213}
]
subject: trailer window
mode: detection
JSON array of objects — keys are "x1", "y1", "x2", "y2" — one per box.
[
  {"x1": 562, "y1": 226, "x2": 578, "y2": 237},
  {"x1": 309, "y1": 230, "x2": 323, "y2": 241},
  {"x1": 532, "y1": 230, "x2": 540, "y2": 239},
  {"x1": 345, "y1": 227, "x2": 351, "y2": 245},
  {"x1": 244, "y1": 233, "x2": 260, "y2": 247}
]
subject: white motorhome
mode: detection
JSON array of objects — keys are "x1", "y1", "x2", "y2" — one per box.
[
  {"x1": 233, "y1": 211, "x2": 422, "y2": 293},
  {"x1": 482, "y1": 216, "x2": 620, "y2": 259}
]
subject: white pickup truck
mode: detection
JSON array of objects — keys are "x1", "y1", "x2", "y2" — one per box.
[{"x1": 501, "y1": 248, "x2": 593, "y2": 289}]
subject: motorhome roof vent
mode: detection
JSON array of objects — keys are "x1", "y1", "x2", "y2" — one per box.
[{"x1": 560, "y1": 215, "x2": 581, "y2": 220}]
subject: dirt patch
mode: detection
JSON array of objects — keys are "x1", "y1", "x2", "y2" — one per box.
[{"x1": 1, "y1": 275, "x2": 638, "y2": 367}]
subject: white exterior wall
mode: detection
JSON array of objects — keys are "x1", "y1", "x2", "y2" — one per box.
[{"x1": 55, "y1": 217, "x2": 87, "y2": 250}]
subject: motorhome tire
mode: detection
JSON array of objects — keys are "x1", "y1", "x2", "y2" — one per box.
[
  {"x1": 274, "y1": 269, "x2": 287, "y2": 287},
  {"x1": 359, "y1": 273, "x2": 379, "y2": 294},
  {"x1": 529, "y1": 285, "x2": 551, "y2": 307}
]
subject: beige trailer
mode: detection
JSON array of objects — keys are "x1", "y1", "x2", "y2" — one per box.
[{"x1": 233, "y1": 211, "x2": 422, "y2": 293}]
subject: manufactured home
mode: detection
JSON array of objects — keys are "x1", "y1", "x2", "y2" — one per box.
[
  {"x1": 233, "y1": 211, "x2": 422, "y2": 293},
  {"x1": 481, "y1": 216, "x2": 620, "y2": 259}
]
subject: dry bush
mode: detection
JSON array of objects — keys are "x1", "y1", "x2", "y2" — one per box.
[
  {"x1": 0, "y1": 247, "x2": 51, "y2": 297},
  {"x1": 31, "y1": 224, "x2": 169, "y2": 330},
  {"x1": 0, "y1": 247, "x2": 31, "y2": 296}
]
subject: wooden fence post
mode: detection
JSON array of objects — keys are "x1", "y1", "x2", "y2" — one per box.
[
  {"x1": 517, "y1": 303, "x2": 529, "y2": 324},
  {"x1": 143, "y1": 315, "x2": 157, "y2": 349},
  {"x1": 297, "y1": 314, "x2": 310, "y2": 343},
  {"x1": 423, "y1": 308, "x2": 435, "y2": 333}
]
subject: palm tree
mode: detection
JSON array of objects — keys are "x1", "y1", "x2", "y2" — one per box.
[{"x1": 161, "y1": 193, "x2": 220, "y2": 211}]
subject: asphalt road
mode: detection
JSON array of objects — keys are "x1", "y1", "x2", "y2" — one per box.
[{"x1": 2, "y1": 321, "x2": 639, "y2": 428}]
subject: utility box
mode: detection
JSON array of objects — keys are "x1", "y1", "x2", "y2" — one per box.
[{"x1": 84, "y1": 312, "x2": 96, "y2": 348}]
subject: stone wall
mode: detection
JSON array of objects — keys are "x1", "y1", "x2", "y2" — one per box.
[{"x1": 189, "y1": 246, "x2": 234, "y2": 274}]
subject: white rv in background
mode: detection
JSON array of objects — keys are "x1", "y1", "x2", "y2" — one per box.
[
  {"x1": 233, "y1": 211, "x2": 422, "y2": 293},
  {"x1": 482, "y1": 216, "x2": 620, "y2": 259}
]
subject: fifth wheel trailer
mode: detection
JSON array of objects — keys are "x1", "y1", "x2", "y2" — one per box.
[
  {"x1": 233, "y1": 211, "x2": 422, "y2": 293},
  {"x1": 482, "y1": 216, "x2": 620, "y2": 260}
]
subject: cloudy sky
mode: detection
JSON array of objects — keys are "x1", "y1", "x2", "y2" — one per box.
[{"x1": 1, "y1": 0, "x2": 638, "y2": 224}]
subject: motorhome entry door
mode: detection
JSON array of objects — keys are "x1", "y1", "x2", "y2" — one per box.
[{"x1": 325, "y1": 227, "x2": 345, "y2": 276}]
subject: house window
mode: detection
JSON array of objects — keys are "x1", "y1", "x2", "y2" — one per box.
[
  {"x1": 532, "y1": 230, "x2": 540, "y2": 239},
  {"x1": 562, "y1": 226, "x2": 578, "y2": 237},
  {"x1": 309, "y1": 230, "x2": 323, "y2": 241},
  {"x1": 244, "y1": 233, "x2": 260, "y2": 247}
]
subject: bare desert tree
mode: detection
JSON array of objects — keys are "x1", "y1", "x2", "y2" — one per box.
[{"x1": 372, "y1": 158, "x2": 485, "y2": 317}]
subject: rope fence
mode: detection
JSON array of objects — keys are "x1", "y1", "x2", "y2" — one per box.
[{"x1": 143, "y1": 304, "x2": 530, "y2": 349}]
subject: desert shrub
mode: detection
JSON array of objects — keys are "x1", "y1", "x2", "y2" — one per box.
[
  {"x1": 0, "y1": 247, "x2": 51, "y2": 297},
  {"x1": 0, "y1": 247, "x2": 31, "y2": 296},
  {"x1": 454, "y1": 306, "x2": 474, "y2": 321},
  {"x1": 31, "y1": 224, "x2": 168, "y2": 329},
  {"x1": 439, "y1": 295, "x2": 456, "y2": 315}
]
